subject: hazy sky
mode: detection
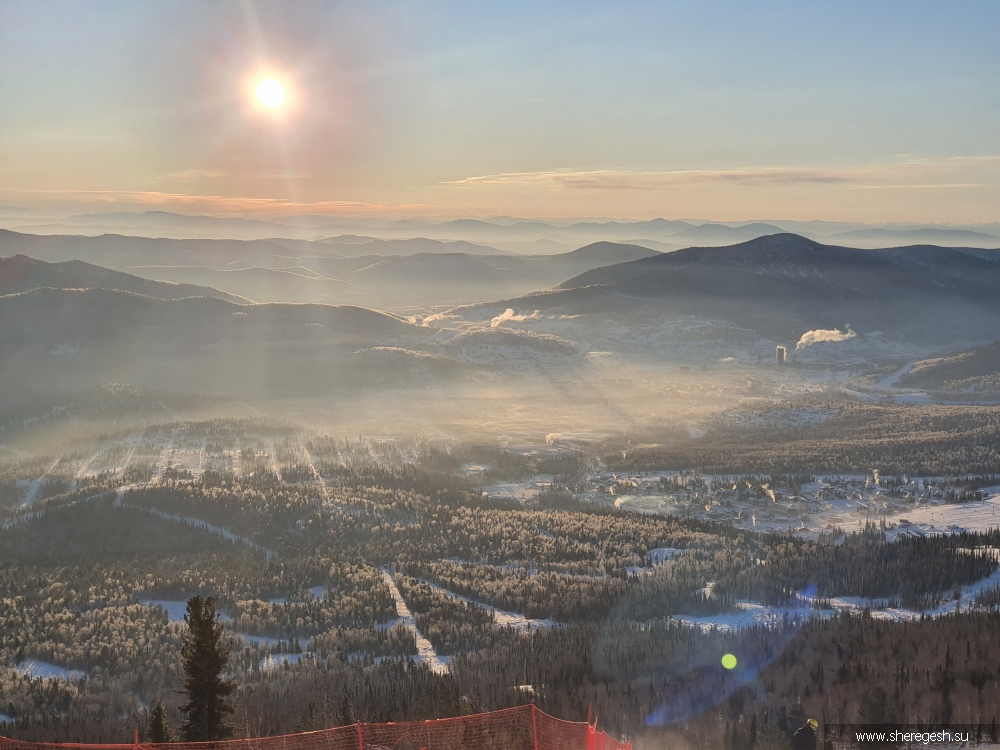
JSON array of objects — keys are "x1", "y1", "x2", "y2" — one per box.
[{"x1": 1, "y1": 1, "x2": 998, "y2": 222}]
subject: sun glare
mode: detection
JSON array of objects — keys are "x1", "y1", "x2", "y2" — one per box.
[{"x1": 255, "y1": 78, "x2": 285, "y2": 108}]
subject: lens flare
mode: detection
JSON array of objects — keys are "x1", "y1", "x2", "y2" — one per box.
[{"x1": 721, "y1": 653, "x2": 738, "y2": 669}]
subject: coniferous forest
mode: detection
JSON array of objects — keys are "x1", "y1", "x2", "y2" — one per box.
[{"x1": 3, "y1": 417, "x2": 1000, "y2": 749}]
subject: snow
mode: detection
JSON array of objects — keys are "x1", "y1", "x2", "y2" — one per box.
[
  {"x1": 417, "y1": 578, "x2": 554, "y2": 632},
  {"x1": 140, "y1": 599, "x2": 190, "y2": 622},
  {"x1": 119, "y1": 496, "x2": 276, "y2": 559},
  {"x1": 873, "y1": 363, "x2": 914, "y2": 390},
  {"x1": 893, "y1": 392, "x2": 934, "y2": 404},
  {"x1": 259, "y1": 653, "x2": 313, "y2": 671},
  {"x1": 140, "y1": 602, "x2": 309, "y2": 648},
  {"x1": 309, "y1": 584, "x2": 327, "y2": 600},
  {"x1": 348, "y1": 652, "x2": 392, "y2": 664},
  {"x1": 236, "y1": 633, "x2": 284, "y2": 648},
  {"x1": 14, "y1": 660, "x2": 85, "y2": 681},
  {"x1": 647, "y1": 547, "x2": 684, "y2": 563},
  {"x1": 883, "y1": 490, "x2": 1000, "y2": 540},
  {"x1": 673, "y1": 601, "x2": 818, "y2": 633},
  {"x1": 19, "y1": 457, "x2": 61, "y2": 509},
  {"x1": 673, "y1": 550, "x2": 1000, "y2": 632},
  {"x1": 379, "y1": 569, "x2": 449, "y2": 674},
  {"x1": 0, "y1": 713, "x2": 14, "y2": 724}
]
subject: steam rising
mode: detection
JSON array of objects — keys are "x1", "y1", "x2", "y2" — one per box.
[
  {"x1": 795, "y1": 326, "x2": 855, "y2": 349},
  {"x1": 490, "y1": 308, "x2": 542, "y2": 328}
]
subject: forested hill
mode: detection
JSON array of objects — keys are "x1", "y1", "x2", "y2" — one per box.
[
  {"x1": 899, "y1": 341, "x2": 1000, "y2": 392},
  {"x1": 0, "y1": 288, "x2": 459, "y2": 398},
  {"x1": 0, "y1": 254, "x2": 246, "y2": 302},
  {"x1": 454, "y1": 234, "x2": 1000, "y2": 344}
]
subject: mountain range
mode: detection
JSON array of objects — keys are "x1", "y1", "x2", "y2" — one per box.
[
  {"x1": 0, "y1": 230, "x2": 662, "y2": 307},
  {"x1": 454, "y1": 233, "x2": 1000, "y2": 346},
  {"x1": 7, "y1": 232, "x2": 1000, "y2": 407},
  {"x1": 0, "y1": 254, "x2": 247, "y2": 303}
]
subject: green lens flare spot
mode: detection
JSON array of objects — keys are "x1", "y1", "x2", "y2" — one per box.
[{"x1": 721, "y1": 653, "x2": 738, "y2": 670}]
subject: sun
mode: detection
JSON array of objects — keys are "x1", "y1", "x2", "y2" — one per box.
[{"x1": 255, "y1": 78, "x2": 285, "y2": 109}]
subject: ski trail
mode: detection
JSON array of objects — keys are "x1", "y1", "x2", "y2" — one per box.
[
  {"x1": 300, "y1": 439, "x2": 335, "y2": 508},
  {"x1": 873, "y1": 362, "x2": 914, "y2": 391},
  {"x1": 5, "y1": 488, "x2": 121, "y2": 530},
  {"x1": 117, "y1": 495, "x2": 276, "y2": 559},
  {"x1": 153, "y1": 440, "x2": 175, "y2": 483},
  {"x1": 673, "y1": 548, "x2": 1000, "y2": 632},
  {"x1": 268, "y1": 439, "x2": 281, "y2": 479},
  {"x1": 417, "y1": 578, "x2": 554, "y2": 632},
  {"x1": 118, "y1": 442, "x2": 137, "y2": 477},
  {"x1": 197, "y1": 440, "x2": 206, "y2": 480},
  {"x1": 20, "y1": 457, "x2": 62, "y2": 509},
  {"x1": 380, "y1": 568, "x2": 448, "y2": 674},
  {"x1": 70, "y1": 452, "x2": 99, "y2": 492}
]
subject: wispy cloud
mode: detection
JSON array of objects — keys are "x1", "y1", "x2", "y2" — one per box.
[
  {"x1": 443, "y1": 158, "x2": 1000, "y2": 192},
  {"x1": 851, "y1": 183, "x2": 984, "y2": 190},
  {"x1": 162, "y1": 169, "x2": 227, "y2": 180},
  {"x1": 0, "y1": 188, "x2": 411, "y2": 215},
  {"x1": 444, "y1": 167, "x2": 858, "y2": 190}
]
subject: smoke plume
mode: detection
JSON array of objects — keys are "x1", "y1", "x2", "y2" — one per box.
[
  {"x1": 490, "y1": 308, "x2": 541, "y2": 328},
  {"x1": 795, "y1": 326, "x2": 855, "y2": 350}
]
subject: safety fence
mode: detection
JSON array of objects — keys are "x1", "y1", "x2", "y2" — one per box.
[{"x1": 0, "y1": 705, "x2": 629, "y2": 750}]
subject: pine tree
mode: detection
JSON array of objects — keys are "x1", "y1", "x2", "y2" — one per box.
[
  {"x1": 148, "y1": 701, "x2": 170, "y2": 743},
  {"x1": 337, "y1": 691, "x2": 357, "y2": 726},
  {"x1": 178, "y1": 596, "x2": 237, "y2": 741}
]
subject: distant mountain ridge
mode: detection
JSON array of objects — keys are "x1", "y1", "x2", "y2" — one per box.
[
  {"x1": 0, "y1": 254, "x2": 246, "y2": 303},
  {"x1": 0, "y1": 287, "x2": 447, "y2": 399},
  {"x1": 456, "y1": 233, "x2": 1000, "y2": 345},
  {"x1": 0, "y1": 230, "x2": 662, "y2": 306}
]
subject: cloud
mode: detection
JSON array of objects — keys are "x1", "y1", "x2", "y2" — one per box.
[
  {"x1": 490, "y1": 308, "x2": 542, "y2": 328},
  {"x1": 0, "y1": 188, "x2": 412, "y2": 216},
  {"x1": 443, "y1": 157, "x2": 1000, "y2": 193},
  {"x1": 850, "y1": 184, "x2": 983, "y2": 190},
  {"x1": 795, "y1": 327, "x2": 856, "y2": 349},
  {"x1": 163, "y1": 169, "x2": 227, "y2": 180},
  {"x1": 444, "y1": 167, "x2": 858, "y2": 190}
]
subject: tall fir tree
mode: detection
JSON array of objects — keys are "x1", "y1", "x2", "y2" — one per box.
[
  {"x1": 337, "y1": 692, "x2": 357, "y2": 726},
  {"x1": 148, "y1": 701, "x2": 170, "y2": 743},
  {"x1": 178, "y1": 596, "x2": 237, "y2": 741}
]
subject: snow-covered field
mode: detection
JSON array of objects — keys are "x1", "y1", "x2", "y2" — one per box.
[
  {"x1": 139, "y1": 599, "x2": 190, "y2": 622},
  {"x1": 673, "y1": 549, "x2": 1000, "y2": 632},
  {"x1": 13, "y1": 660, "x2": 86, "y2": 681},
  {"x1": 884, "y1": 490, "x2": 1000, "y2": 539},
  {"x1": 481, "y1": 475, "x2": 556, "y2": 503},
  {"x1": 587, "y1": 469, "x2": 1000, "y2": 540}
]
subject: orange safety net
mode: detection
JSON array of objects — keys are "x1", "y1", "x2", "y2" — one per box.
[{"x1": 0, "y1": 705, "x2": 629, "y2": 750}]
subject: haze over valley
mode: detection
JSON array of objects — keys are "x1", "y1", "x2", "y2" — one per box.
[{"x1": 4, "y1": 3, "x2": 1000, "y2": 749}]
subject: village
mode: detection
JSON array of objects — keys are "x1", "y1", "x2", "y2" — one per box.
[{"x1": 482, "y1": 463, "x2": 1000, "y2": 539}]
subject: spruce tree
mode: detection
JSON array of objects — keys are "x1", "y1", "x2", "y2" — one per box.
[
  {"x1": 336, "y1": 691, "x2": 357, "y2": 726},
  {"x1": 148, "y1": 701, "x2": 171, "y2": 743},
  {"x1": 178, "y1": 596, "x2": 237, "y2": 741}
]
